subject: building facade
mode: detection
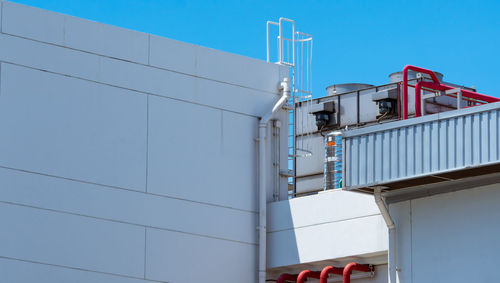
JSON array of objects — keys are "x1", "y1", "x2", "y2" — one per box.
[{"x1": 0, "y1": 1, "x2": 289, "y2": 282}]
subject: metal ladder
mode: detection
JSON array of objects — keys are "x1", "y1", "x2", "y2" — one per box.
[{"x1": 266, "y1": 18, "x2": 314, "y2": 197}]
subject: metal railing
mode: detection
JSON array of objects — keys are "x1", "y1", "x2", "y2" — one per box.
[{"x1": 267, "y1": 18, "x2": 314, "y2": 197}]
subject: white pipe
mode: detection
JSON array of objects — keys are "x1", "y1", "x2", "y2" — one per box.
[
  {"x1": 374, "y1": 187, "x2": 396, "y2": 283},
  {"x1": 273, "y1": 120, "x2": 282, "y2": 201},
  {"x1": 258, "y1": 77, "x2": 290, "y2": 283},
  {"x1": 388, "y1": 228, "x2": 396, "y2": 283},
  {"x1": 457, "y1": 90, "x2": 462, "y2": 110}
]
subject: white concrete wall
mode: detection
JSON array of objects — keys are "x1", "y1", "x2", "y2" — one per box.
[
  {"x1": 390, "y1": 183, "x2": 500, "y2": 283},
  {"x1": 0, "y1": 1, "x2": 288, "y2": 282},
  {"x1": 267, "y1": 189, "x2": 388, "y2": 269}
]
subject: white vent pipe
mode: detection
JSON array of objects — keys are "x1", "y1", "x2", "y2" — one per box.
[
  {"x1": 374, "y1": 187, "x2": 396, "y2": 283},
  {"x1": 258, "y1": 77, "x2": 290, "y2": 283}
]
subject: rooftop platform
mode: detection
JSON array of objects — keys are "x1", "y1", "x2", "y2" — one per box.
[{"x1": 343, "y1": 101, "x2": 500, "y2": 197}]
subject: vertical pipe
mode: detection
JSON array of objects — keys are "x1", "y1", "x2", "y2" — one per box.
[
  {"x1": 457, "y1": 90, "x2": 462, "y2": 110},
  {"x1": 397, "y1": 82, "x2": 401, "y2": 120},
  {"x1": 402, "y1": 66, "x2": 409, "y2": 120},
  {"x1": 258, "y1": 125, "x2": 267, "y2": 283},
  {"x1": 388, "y1": 228, "x2": 396, "y2": 283},
  {"x1": 258, "y1": 78, "x2": 290, "y2": 283},
  {"x1": 273, "y1": 120, "x2": 282, "y2": 201},
  {"x1": 356, "y1": 90, "x2": 360, "y2": 125},
  {"x1": 374, "y1": 188, "x2": 396, "y2": 283}
]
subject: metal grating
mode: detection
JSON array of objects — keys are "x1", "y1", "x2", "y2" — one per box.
[{"x1": 343, "y1": 102, "x2": 500, "y2": 191}]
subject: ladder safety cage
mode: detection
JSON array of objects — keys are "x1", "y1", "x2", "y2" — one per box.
[{"x1": 267, "y1": 18, "x2": 314, "y2": 197}]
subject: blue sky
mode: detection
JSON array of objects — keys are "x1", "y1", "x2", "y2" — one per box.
[{"x1": 11, "y1": 0, "x2": 500, "y2": 98}]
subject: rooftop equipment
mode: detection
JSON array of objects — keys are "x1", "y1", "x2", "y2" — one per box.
[
  {"x1": 324, "y1": 131, "x2": 342, "y2": 190},
  {"x1": 294, "y1": 65, "x2": 500, "y2": 196},
  {"x1": 341, "y1": 66, "x2": 500, "y2": 195},
  {"x1": 401, "y1": 65, "x2": 499, "y2": 120}
]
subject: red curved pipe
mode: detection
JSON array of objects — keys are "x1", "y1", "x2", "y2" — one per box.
[
  {"x1": 320, "y1": 266, "x2": 343, "y2": 283},
  {"x1": 397, "y1": 82, "x2": 401, "y2": 120},
  {"x1": 276, "y1": 273, "x2": 298, "y2": 283},
  {"x1": 414, "y1": 81, "x2": 447, "y2": 117},
  {"x1": 415, "y1": 81, "x2": 500, "y2": 117},
  {"x1": 297, "y1": 270, "x2": 321, "y2": 283},
  {"x1": 402, "y1": 65, "x2": 441, "y2": 120},
  {"x1": 342, "y1": 263, "x2": 371, "y2": 283}
]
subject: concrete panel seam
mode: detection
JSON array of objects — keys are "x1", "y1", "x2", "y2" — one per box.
[
  {"x1": 144, "y1": 227, "x2": 147, "y2": 279},
  {"x1": 0, "y1": 164, "x2": 258, "y2": 214},
  {"x1": 145, "y1": 95, "x2": 149, "y2": 192},
  {"x1": 221, "y1": 110, "x2": 224, "y2": 151},
  {"x1": 0, "y1": 32, "x2": 280, "y2": 95},
  {"x1": 1, "y1": 1, "x2": 3, "y2": 33},
  {"x1": 62, "y1": 14, "x2": 66, "y2": 43},
  {"x1": 194, "y1": 46, "x2": 198, "y2": 76},
  {"x1": 0, "y1": 60, "x2": 264, "y2": 119},
  {"x1": 268, "y1": 213, "x2": 382, "y2": 233},
  {"x1": 147, "y1": 34, "x2": 150, "y2": 65},
  {"x1": 0, "y1": 255, "x2": 169, "y2": 283},
  {"x1": 0, "y1": 200, "x2": 258, "y2": 246}
]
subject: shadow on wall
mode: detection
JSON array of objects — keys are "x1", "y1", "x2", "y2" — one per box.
[
  {"x1": 266, "y1": 199, "x2": 300, "y2": 269},
  {"x1": 265, "y1": 189, "x2": 389, "y2": 279}
]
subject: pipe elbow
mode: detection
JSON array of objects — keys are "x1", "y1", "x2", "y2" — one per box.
[
  {"x1": 261, "y1": 77, "x2": 290, "y2": 125},
  {"x1": 403, "y1": 65, "x2": 410, "y2": 76},
  {"x1": 297, "y1": 270, "x2": 321, "y2": 283},
  {"x1": 415, "y1": 81, "x2": 423, "y2": 91},
  {"x1": 343, "y1": 263, "x2": 372, "y2": 283},
  {"x1": 374, "y1": 188, "x2": 396, "y2": 230},
  {"x1": 319, "y1": 266, "x2": 343, "y2": 283},
  {"x1": 280, "y1": 77, "x2": 291, "y2": 93},
  {"x1": 276, "y1": 273, "x2": 297, "y2": 283}
]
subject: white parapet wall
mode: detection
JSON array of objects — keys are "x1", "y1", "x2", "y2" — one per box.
[
  {"x1": 267, "y1": 189, "x2": 388, "y2": 277},
  {"x1": 0, "y1": 1, "x2": 289, "y2": 283}
]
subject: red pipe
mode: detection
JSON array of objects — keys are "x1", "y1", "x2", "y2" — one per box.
[
  {"x1": 320, "y1": 266, "x2": 343, "y2": 283},
  {"x1": 397, "y1": 82, "x2": 401, "y2": 120},
  {"x1": 402, "y1": 65, "x2": 441, "y2": 120},
  {"x1": 414, "y1": 81, "x2": 447, "y2": 117},
  {"x1": 276, "y1": 273, "x2": 298, "y2": 283},
  {"x1": 342, "y1": 263, "x2": 372, "y2": 283},
  {"x1": 415, "y1": 81, "x2": 500, "y2": 117},
  {"x1": 296, "y1": 270, "x2": 321, "y2": 283}
]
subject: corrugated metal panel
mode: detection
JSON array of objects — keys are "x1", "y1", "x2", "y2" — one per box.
[{"x1": 343, "y1": 102, "x2": 500, "y2": 189}]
